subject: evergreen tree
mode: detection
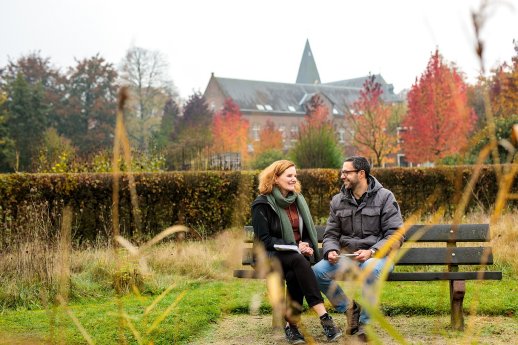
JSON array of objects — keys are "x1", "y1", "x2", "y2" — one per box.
[
  {"x1": 151, "y1": 97, "x2": 180, "y2": 151},
  {"x1": 0, "y1": 92, "x2": 15, "y2": 171},
  {"x1": 6, "y1": 73, "x2": 48, "y2": 171},
  {"x1": 166, "y1": 92, "x2": 213, "y2": 170}
]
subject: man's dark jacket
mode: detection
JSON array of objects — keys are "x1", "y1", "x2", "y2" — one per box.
[{"x1": 322, "y1": 175, "x2": 404, "y2": 258}]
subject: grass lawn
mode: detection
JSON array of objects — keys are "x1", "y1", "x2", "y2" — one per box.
[{"x1": 0, "y1": 276, "x2": 516, "y2": 344}]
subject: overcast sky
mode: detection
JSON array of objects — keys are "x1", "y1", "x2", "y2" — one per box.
[{"x1": 1, "y1": 0, "x2": 517, "y2": 99}]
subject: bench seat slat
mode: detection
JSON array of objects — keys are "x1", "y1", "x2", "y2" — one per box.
[
  {"x1": 404, "y1": 224, "x2": 490, "y2": 242},
  {"x1": 397, "y1": 247, "x2": 494, "y2": 265},
  {"x1": 386, "y1": 271, "x2": 503, "y2": 281},
  {"x1": 241, "y1": 247, "x2": 494, "y2": 266},
  {"x1": 233, "y1": 270, "x2": 503, "y2": 281},
  {"x1": 243, "y1": 224, "x2": 490, "y2": 243}
]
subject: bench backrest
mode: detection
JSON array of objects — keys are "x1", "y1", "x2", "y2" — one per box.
[{"x1": 241, "y1": 224, "x2": 495, "y2": 266}]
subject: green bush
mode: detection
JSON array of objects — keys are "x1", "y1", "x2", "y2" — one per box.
[
  {"x1": 250, "y1": 149, "x2": 284, "y2": 170},
  {"x1": 0, "y1": 165, "x2": 516, "y2": 244}
]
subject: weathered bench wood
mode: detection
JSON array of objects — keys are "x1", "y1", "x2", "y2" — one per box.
[{"x1": 233, "y1": 224, "x2": 502, "y2": 331}]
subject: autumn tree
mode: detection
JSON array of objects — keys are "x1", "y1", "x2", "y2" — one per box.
[
  {"x1": 211, "y1": 98, "x2": 249, "y2": 161},
  {"x1": 119, "y1": 46, "x2": 177, "y2": 151},
  {"x1": 490, "y1": 40, "x2": 518, "y2": 119},
  {"x1": 64, "y1": 55, "x2": 118, "y2": 156},
  {"x1": 300, "y1": 93, "x2": 331, "y2": 132},
  {"x1": 1, "y1": 52, "x2": 67, "y2": 131},
  {"x1": 346, "y1": 75, "x2": 398, "y2": 167},
  {"x1": 253, "y1": 119, "x2": 283, "y2": 155},
  {"x1": 249, "y1": 120, "x2": 284, "y2": 169},
  {"x1": 291, "y1": 94, "x2": 342, "y2": 168},
  {"x1": 401, "y1": 50, "x2": 476, "y2": 164}
]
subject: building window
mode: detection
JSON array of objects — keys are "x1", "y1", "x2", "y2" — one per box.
[
  {"x1": 396, "y1": 126, "x2": 407, "y2": 144},
  {"x1": 290, "y1": 125, "x2": 299, "y2": 139},
  {"x1": 288, "y1": 105, "x2": 296, "y2": 112},
  {"x1": 252, "y1": 124, "x2": 260, "y2": 141},
  {"x1": 397, "y1": 154, "x2": 411, "y2": 167},
  {"x1": 333, "y1": 108, "x2": 339, "y2": 115},
  {"x1": 256, "y1": 104, "x2": 265, "y2": 111},
  {"x1": 265, "y1": 104, "x2": 273, "y2": 111},
  {"x1": 338, "y1": 128, "x2": 345, "y2": 144},
  {"x1": 279, "y1": 125, "x2": 286, "y2": 139}
]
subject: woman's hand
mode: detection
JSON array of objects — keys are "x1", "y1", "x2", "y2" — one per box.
[{"x1": 299, "y1": 242, "x2": 313, "y2": 257}]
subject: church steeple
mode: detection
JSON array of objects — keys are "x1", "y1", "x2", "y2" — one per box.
[{"x1": 296, "y1": 39, "x2": 321, "y2": 84}]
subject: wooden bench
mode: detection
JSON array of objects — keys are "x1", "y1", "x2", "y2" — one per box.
[{"x1": 233, "y1": 224, "x2": 502, "y2": 331}]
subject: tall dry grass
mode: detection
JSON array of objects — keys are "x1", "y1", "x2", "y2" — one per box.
[{"x1": 488, "y1": 211, "x2": 518, "y2": 271}]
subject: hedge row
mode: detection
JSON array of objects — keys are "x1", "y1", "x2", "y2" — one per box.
[{"x1": 0, "y1": 165, "x2": 516, "y2": 246}]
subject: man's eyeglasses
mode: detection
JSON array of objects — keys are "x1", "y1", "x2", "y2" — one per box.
[{"x1": 340, "y1": 169, "x2": 359, "y2": 176}]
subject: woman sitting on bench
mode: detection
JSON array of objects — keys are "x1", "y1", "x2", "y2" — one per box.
[{"x1": 251, "y1": 160, "x2": 342, "y2": 344}]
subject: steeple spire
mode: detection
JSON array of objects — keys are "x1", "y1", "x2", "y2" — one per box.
[{"x1": 296, "y1": 39, "x2": 321, "y2": 84}]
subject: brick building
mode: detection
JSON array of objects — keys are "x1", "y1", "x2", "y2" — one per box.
[{"x1": 203, "y1": 40, "x2": 402, "y2": 156}]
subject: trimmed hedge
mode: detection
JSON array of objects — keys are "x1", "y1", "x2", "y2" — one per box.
[{"x1": 0, "y1": 165, "x2": 516, "y2": 245}]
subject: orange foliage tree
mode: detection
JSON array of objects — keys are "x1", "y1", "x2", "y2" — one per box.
[
  {"x1": 301, "y1": 94, "x2": 330, "y2": 131},
  {"x1": 490, "y1": 40, "x2": 518, "y2": 119},
  {"x1": 211, "y1": 98, "x2": 249, "y2": 161},
  {"x1": 291, "y1": 94, "x2": 342, "y2": 168},
  {"x1": 346, "y1": 75, "x2": 398, "y2": 167},
  {"x1": 253, "y1": 119, "x2": 283, "y2": 155},
  {"x1": 401, "y1": 50, "x2": 476, "y2": 164}
]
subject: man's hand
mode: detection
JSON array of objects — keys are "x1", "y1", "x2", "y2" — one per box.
[
  {"x1": 354, "y1": 249, "x2": 373, "y2": 262},
  {"x1": 327, "y1": 250, "x2": 340, "y2": 264}
]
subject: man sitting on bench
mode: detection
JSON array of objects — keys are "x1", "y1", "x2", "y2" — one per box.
[{"x1": 312, "y1": 156, "x2": 404, "y2": 342}]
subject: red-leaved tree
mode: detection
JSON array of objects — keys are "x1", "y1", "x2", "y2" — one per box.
[
  {"x1": 254, "y1": 119, "x2": 283, "y2": 155},
  {"x1": 346, "y1": 75, "x2": 397, "y2": 167},
  {"x1": 291, "y1": 94, "x2": 343, "y2": 168},
  {"x1": 211, "y1": 98, "x2": 249, "y2": 161},
  {"x1": 401, "y1": 50, "x2": 476, "y2": 163},
  {"x1": 302, "y1": 94, "x2": 331, "y2": 131}
]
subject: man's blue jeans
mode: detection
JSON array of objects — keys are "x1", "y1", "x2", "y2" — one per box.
[{"x1": 312, "y1": 256, "x2": 392, "y2": 324}]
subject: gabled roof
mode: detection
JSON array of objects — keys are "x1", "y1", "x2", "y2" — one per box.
[
  {"x1": 205, "y1": 41, "x2": 402, "y2": 116},
  {"x1": 210, "y1": 76, "x2": 361, "y2": 115},
  {"x1": 296, "y1": 40, "x2": 321, "y2": 84},
  {"x1": 325, "y1": 74, "x2": 399, "y2": 102}
]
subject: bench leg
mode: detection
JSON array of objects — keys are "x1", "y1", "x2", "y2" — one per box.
[{"x1": 449, "y1": 280, "x2": 465, "y2": 331}]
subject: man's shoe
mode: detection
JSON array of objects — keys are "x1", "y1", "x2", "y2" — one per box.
[
  {"x1": 357, "y1": 323, "x2": 368, "y2": 343},
  {"x1": 284, "y1": 324, "x2": 305, "y2": 344},
  {"x1": 346, "y1": 301, "x2": 360, "y2": 335},
  {"x1": 320, "y1": 314, "x2": 343, "y2": 342}
]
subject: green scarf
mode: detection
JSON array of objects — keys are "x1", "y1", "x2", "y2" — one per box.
[{"x1": 266, "y1": 187, "x2": 321, "y2": 261}]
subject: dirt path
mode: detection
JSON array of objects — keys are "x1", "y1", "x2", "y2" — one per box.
[{"x1": 190, "y1": 313, "x2": 518, "y2": 345}]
